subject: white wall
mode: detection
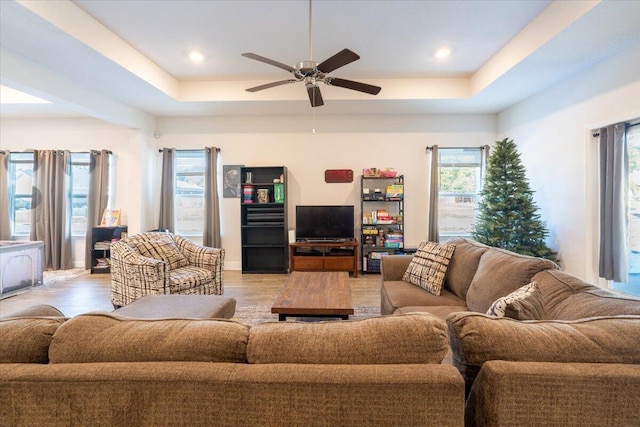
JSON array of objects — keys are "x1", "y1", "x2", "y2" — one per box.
[
  {"x1": 158, "y1": 114, "x2": 496, "y2": 270},
  {"x1": 0, "y1": 117, "x2": 157, "y2": 267},
  {"x1": 498, "y1": 43, "x2": 640, "y2": 282},
  {"x1": 1, "y1": 113, "x2": 496, "y2": 270}
]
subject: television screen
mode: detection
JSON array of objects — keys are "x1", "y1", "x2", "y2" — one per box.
[{"x1": 296, "y1": 205, "x2": 354, "y2": 242}]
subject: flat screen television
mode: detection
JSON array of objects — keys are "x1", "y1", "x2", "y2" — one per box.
[{"x1": 295, "y1": 205, "x2": 354, "y2": 242}]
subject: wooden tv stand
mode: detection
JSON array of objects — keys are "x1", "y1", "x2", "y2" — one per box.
[{"x1": 289, "y1": 240, "x2": 358, "y2": 277}]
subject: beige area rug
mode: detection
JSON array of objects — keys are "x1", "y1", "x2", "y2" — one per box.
[
  {"x1": 231, "y1": 304, "x2": 382, "y2": 326},
  {"x1": 43, "y1": 268, "x2": 90, "y2": 286}
]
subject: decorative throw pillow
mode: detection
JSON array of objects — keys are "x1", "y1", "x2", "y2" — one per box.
[
  {"x1": 134, "y1": 235, "x2": 189, "y2": 271},
  {"x1": 402, "y1": 241, "x2": 455, "y2": 296},
  {"x1": 486, "y1": 281, "x2": 544, "y2": 320}
]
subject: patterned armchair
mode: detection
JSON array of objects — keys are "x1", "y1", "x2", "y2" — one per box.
[{"x1": 110, "y1": 232, "x2": 224, "y2": 307}]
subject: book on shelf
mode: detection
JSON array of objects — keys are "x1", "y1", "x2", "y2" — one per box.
[
  {"x1": 94, "y1": 241, "x2": 112, "y2": 250},
  {"x1": 95, "y1": 257, "x2": 111, "y2": 267}
]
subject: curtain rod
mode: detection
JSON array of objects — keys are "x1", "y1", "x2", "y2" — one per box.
[
  {"x1": 158, "y1": 148, "x2": 220, "y2": 153},
  {"x1": 426, "y1": 146, "x2": 488, "y2": 151},
  {"x1": 593, "y1": 121, "x2": 640, "y2": 137},
  {"x1": 0, "y1": 149, "x2": 112, "y2": 154}
]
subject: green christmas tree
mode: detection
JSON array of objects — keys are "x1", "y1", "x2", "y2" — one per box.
[{"x1": 472, "y1": 138, "x2": 558, "y2": 263}]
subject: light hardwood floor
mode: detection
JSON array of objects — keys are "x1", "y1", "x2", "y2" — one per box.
[{"x1": 0, "y1": 271, "x2": 383, "y2": 318}]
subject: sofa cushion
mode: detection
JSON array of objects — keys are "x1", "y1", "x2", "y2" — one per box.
[
  {"x1": 444, "y1": 238, "x2": 488, "y2": 300},
  {"x1": 0, "y1": 317, "x2": 66, "y2": 363},
  {"x1": 133, "y1": 234, "x2": 188, "y2": 270},
  {"x1": 533, "y1": 270, "x2": 640, "y2": 320},
  {"x1": 0, "y1": 304, "x2": 65, "y2": 319},
  {"x1": 403, "y1": 241, "x2": 455, "y2": 296},
  {"x1": 381, "y1": 280, "x2": 467, "y2": 315},
  {"x1": 486, "y1": 282, "x2": 543, "y2": 320},
  {"x1": 169, "y1": 265, "x2": 215, "y2": 293},
  {"x1": 394, "y1": 305, "x2": 469, "y2": 321},
  {"x1": 447, "y1": 312, "x2": 640, "y2": 389},
  {"x1": 49, "y1": 313, "x2": 249, "y2": 363},
  {"x1": 466, "y1": 248, "x2": 557, "y2": 313},
  {"x1": 247, "y1": 313, "x2": 449, "y2": 364}
]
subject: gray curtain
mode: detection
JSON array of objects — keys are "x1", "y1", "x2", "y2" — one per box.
[
  {"x1": 158, "y1": 148, "x2": 176, "y2": 232},
  {"x1": 0, "y1": 151, "x2": 10, "y2": 240},
  {"x1": 599, "y1": 123, "x2": 628, "y2": 282},
  {"x1": 426, "y1": 145, "x2": 439, "y2": 242},
  {"x1": 85, "y1": 150, "x2": 111, "y2": 269},
  {"x1": 30, "y1": 150, "x2": 73, "y2": 270},
  {"x1": 203, "y1": 147, "x2": 221, "y2": 247},
  {"x1": 480, "y1": 145, "x2": 491, "y2": 186}
]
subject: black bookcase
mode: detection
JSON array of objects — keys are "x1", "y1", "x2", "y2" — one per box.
[
  {"x1": 360, "y1": 175, "x2": 404, "y2": 273},
  {"x1": 240, "y1": 166, "x2": 288, "y2": 273},
  {"x1": 90, "y1": 225, "x2": 128, "y2": 274}
]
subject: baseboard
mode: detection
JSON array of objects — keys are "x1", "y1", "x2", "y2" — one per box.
[{"x1": 224, "y1": 261, "x2": 242, "y2": 271}]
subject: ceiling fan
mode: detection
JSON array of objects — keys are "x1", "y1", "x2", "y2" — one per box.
[{"x1": 241, "y1": 0, "x2": 381, "y2": 107}]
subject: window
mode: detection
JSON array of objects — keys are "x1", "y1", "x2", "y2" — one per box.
[
  {"x1": 8, "y1": 152, "x2": 34, "y2": 236},
  {"x1": 8, "y1": 151, "x2": 95, "y2": 237},
  {"x1": 438, "y1": 148, "x2": 484, "y2": 241},
  {"x1": 175, "y1": 150, "x2": 205, "y2": 236},
  {"x1": 614, "y1": 124, "x2": 640, "y2": 296},
  {"x1": 70, "y1": 152, "x2": 90, "y2": 236}
]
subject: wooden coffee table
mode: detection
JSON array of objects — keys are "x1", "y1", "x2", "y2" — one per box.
[{"x1": 271, "y1": 271, "x2": 354, "y2": 321}]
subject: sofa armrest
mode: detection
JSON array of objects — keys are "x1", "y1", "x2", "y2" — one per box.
[
  {"x1": 172, "y1": 235, "x2": 224, "y2": 270},
  {"x1": 111, "y1": 241, "x2": 166, "y2": 282},
  {"x1": 466, "y1": 360, "x2": 640, "y2": 427},
  {"x1": 380, "y1": 255, "x2": 412, "y2": 281},
  {"x1": 110, "y1": 241, "x2": 168, "y2": 306},
  {"x1": 446, "y1": 312, "x2": 640, "y2": 395}
]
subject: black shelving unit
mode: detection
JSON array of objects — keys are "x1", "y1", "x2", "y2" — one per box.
[
  {"x1": 240, "y1": 166, "x2": 288, "y2": 273},
  {"x1": 360, "y1": 175, "x2": 404, "y2": 273},
  {"x1": 91, "y1": 225, "x2": 128, "y2": 274}
]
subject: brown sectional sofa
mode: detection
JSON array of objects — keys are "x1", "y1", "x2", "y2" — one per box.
[
  {"x1": 381, "y1": 237, "x2": 640, "y2": 426},
  {"x1": 0, "y1": 310, "x2": 464, "y2": 427}
]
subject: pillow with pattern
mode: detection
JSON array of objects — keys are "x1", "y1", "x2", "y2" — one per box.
[
  {"x1": 486, "y1": 281, "x2": 544, "y2": 320},
  {"x1": 134, "y1": 235, "x2": 189, "y2": 271},
  {"x1": 402, "y1": 241, "x2": 455, "y2": 296}
]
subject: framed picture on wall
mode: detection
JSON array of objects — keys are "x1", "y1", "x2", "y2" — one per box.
[
  {"x1": 100, "y1": 208, "x2": 121, "y2": 226},
  {"x1": 223, "y1": 165, "x2": 243, "y2": 198}
]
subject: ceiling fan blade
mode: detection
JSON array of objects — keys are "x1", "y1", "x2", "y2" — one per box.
[
  {"x1": 307, "y1": 85, "x2": 324, "y2": 107},
  {"x1": 317, "y1": 49, "x2": 360, "y2": 73},
  {"x1": 246, "y1": 80, "x2": 298, "y2": 92},
  {"x1": 242, "y1": 53, "x2": 296, "y2": 73},
  {"x1": 325, "y1": 77, "x2": 381, "y2": 95}
]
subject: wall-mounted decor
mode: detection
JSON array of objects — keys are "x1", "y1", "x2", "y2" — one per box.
[
  {"x1": 324, "y1": 169, "x2": 354, "y2": 183},
  {"x1": 223, "y1": 165, "x2": 243, "y2": 198}
]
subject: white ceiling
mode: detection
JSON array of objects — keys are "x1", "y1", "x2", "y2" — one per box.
[{"x1": 1, "y1": 0, "x2": 639, "y2": 121}]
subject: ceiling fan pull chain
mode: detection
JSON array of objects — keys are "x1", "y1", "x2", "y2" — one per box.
[{"x1": 308, "y1": 0, "x2": 313, "y2": 61}]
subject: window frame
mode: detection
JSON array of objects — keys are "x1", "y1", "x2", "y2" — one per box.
[
  {"x1": 437, "y1": 147, "x2": 485, "y2": 241},
  {"x1": 174, "y1": 150, "x2": 206, "y2": 237},
  {"x1": 70, "y1": 152, "x2": 90, "y2": 237},
  {"x1": 8, "y1": 151, "x2": 97, "y2": 238},
  {"x1": 8, "y1": 152, "x2": 34, "y2": 237}
]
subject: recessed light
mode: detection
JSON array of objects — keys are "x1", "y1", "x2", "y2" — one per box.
[
  {"x1": 434, "y1": 47, "x2": 452, "y2": 59},
  {"x1": 189, "y1": 51, "x2": 205, "y2": 63}
]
